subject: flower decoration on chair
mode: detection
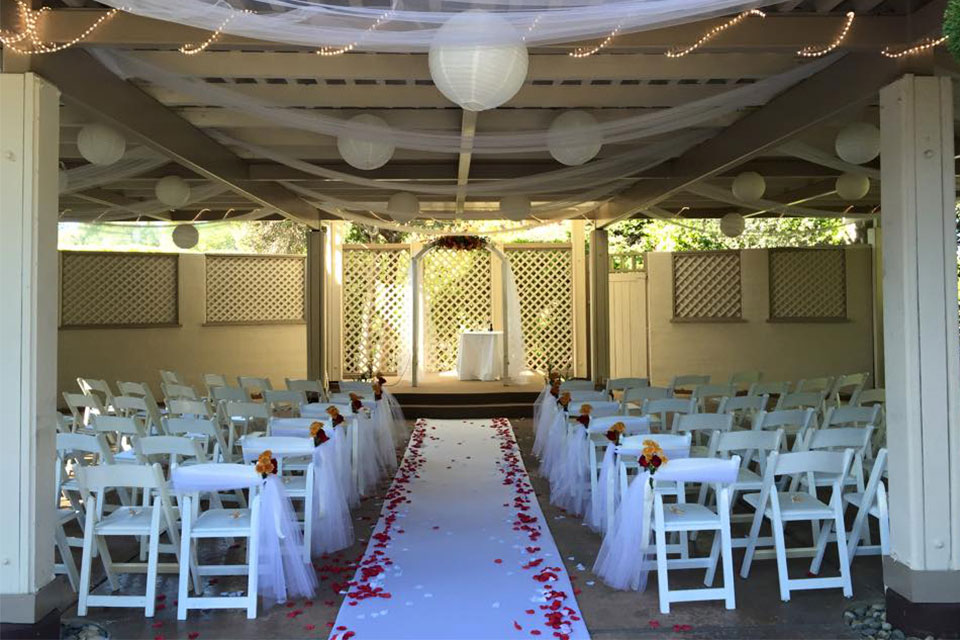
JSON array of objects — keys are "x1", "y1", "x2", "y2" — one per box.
[
  {"x1": 557, "y1": 391, "x2": 571, "y2": 412},
  {"x1": 638, "y1": 440, "x2": 668, "y2": 478},
  {"x1": 309, "y1": 421, "x2": 330, "y2": 446},
  {"x1": 429, "y1": 235, "x2": 488, "y2": 251},
  {"x1": 549, "y1": 379, "x2": 560, "y2": 399},
  {"x1": 605, "y1": 421, "x2": 626, "y2": 443},
  {"x1": 255, "y1": 450, "x2": 278, "y2": 477},
  {"x1": 372, "y1": 381, "x2": 383, "y2": 401},
  {"x1": 349, "y1": 393, "x2": 364, "y2": 414},
  {"x1": 576, "y1": 403, "x2": 592, "y2": 427},
  {"x1": 326, "y1": 406, "x2": 345, "y2": 427}
]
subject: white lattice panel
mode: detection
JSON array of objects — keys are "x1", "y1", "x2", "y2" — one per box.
[
  {"x1": 206, "y1": 255, "x2": 305, "y2": 324},
  {"x1": 769, "y1": 248, "x2": 846, "y2": 320},
  {"x1": 673, "y1": 251, "x2": 742, "y2": 320},
  {"x1": 508, "y1": 246, "x2": 573, "y2": 372},
  {"x1": 60, "y1": 251, "x2": 178, "y2": 327},
  {"x1": 423, "y1": 248, "x2": 492, "y2": 372},
  {"x1": 342, "y1": 247, "x2": 410, "y2": 376}
]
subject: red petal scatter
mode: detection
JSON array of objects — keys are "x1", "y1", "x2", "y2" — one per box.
[
  {"x1": 188, "y1": 633, "x2": 200, "y2": 639},
  {"x1": 514, "y1": 620, "x2": 523, "y2": 631},
  {"x1": 304, "y1": 624, "x2": 316, "y2": 631},
  {"x1": 648, "y1": 620, "x2": 660, "y2": 629}
]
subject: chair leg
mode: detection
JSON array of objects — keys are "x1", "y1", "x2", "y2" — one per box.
[
  {"x1": 94, "y1": 533, "x2": 119, "y2": 592},
  {"x1": 55, "y1": 526, "x2": 80, "y2": 591},
  {"x1": 846, "y1": 502, "x2": 869, "y2": 566},
  {"x1": 654, "y1": 512, "x2": 670, "y2": 614},
  {"x1": 145, "y1": 518, "x2": 161, "y2": 617},
  {"x1": 770, "y1": 517, "x2": 791, "y2": 602},
  {"x1": 720, "y1": 522, "x2": 735, "y2": 610},
  {"x1": 77, "y1": 512, "x2": 96, "y2": 616},
  {"x1": 704, "y1": 531, "x2": 721, "y2": 587},
  {"x1": 739, "y1": 507, "x2": 765, "y2": 579},
  {"x1": 809, "y1": 519, "x2": 833, "y2": 575},
  {"x1": 177, "y1": 497, "x2": 192, "y2": 620},
  {"x1": 833, "y1": 508, "x2": 854, "y2": 598}
]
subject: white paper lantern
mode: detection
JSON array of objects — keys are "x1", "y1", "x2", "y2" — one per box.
[
  {"x1": 835, "y1": 172, "x2": 870, "y2": 201},
  {"x1": 835, "y1": 122, "x2": 880, "y2": 165},
  {"x1": 720, "y1": 212, "x2": 745, "y2": 238},
  {"x1": 77, "y1": 123, "x2": 126, "y2": 166},
  {"x1": 337, "y1": 114, "x2": 395, "y2": 170},
  {"x1": 499, "y1": 195, "x2": 531, "y2": 221},
  {"x1": 155, "y1": 175, "x2": 192, "y2": 208},
  {"x1": 547, "y1": 111, "x2": 602, "y2": 166},
  {"x1": 428, "y1": 11, "x2": 528, "y2": 111},
  {"x1": 58, "y1": 169, "x2": 69, "y2": 193},
  {"x1": 387, "y1": 192, "x2": 419, "y2": 223},
  {"x1": 171, "y1": 224, "x2": 199, "y2": 249},
  {"x1": 731, "y1": 171, "x2": 766, "y2": 202}
]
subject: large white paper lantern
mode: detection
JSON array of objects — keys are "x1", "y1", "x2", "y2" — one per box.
[
  {"x1": 835, "y1": 172, "x2": 870, "y2": 201},
  {"x1": 835, "y1": 122, "x2": 880, "y2": 165},
  {"x1": 720, "y1": 212, "x2": 745, "y2": 238},
  {"x1": 428, "y1": 11, "x2": 528, "y2": 111},
  {"x1": 731, "y1": 171, "x2": 765, "y2": 202},
  {"x1": 387, "y1": 192, "x2": 419, "y2": 223},
  {"x1": 77, "y1": 123, "x2": 126, "y2": 166},
  {"x1": 171, "y1": 224, "x2": 199, "y2": 249},
  {"x1": 499, "y1": 194, "x2": 531, "y2": 221},
  {"x1": 155, "y1": 175, "x2": 192, "y2": 208},
  {"x1": 337, "y1": 114, "x2": 395, "y2": 170},
  {"x1": 547, "y1": 111, "x2": 602, "y2": 166}
]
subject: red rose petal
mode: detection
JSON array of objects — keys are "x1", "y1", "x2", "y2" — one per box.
[
  {"x1": 151, "y1": 623, "x2": 163, "y2": 629},
  {"x1": 188, "y1": 633, "x2": 199, "y2": 639},
  {"x1": 531, "y1": 631, "x2": 541, "y2": 636},
  {"x1": 494, "y1": 559, "x2": 503, "y2": 564},
  {"x1": 514, "y1": 621, "x2": 523, "y2": 631},
  {"x1": 305, "y1": 624, "x2": 316, "y2": 631},
  {"x1": 155, "y1": 594, "x2": 166, "y2": 601},
  {"x1": 155, "y1": 603, "x2": 165, "y2": 611},
  {"x1": 526, "y1": 609, "x2": 535, "y2": 615},
  {"x1": 648, "y1": 620, "x2": 660, "y2": 629}
]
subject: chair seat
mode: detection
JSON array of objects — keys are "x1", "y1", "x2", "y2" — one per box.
[
  {"x1": 661, "y1": 503, "x2": 721, "y2": 529},
  {"x1": 61, "y1": 478, "x2": 80, "y2": 492},
  {"x1": 94, "y1": 507, "x2": 166, "y2": 535},
  {"x1": 798, "y1": 472, "x2": 858, "y2": 488},
  {"x1": 191, "y1": 508, "x2": 252, "y2": 536},
  {"x1": 843, "y1": 492, "x2": 881, "y2": 518},
  {"x1": 279, "y1": 475, "x2": 308, "y2": 495},
  {"x1": 113, "y1": 449, "x2": 140, "y2": 464},
  {"x1": 742, "y1": 491, "x2": 834, "y2": 520}
]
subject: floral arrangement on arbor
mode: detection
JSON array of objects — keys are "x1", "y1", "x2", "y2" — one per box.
[
  {"x1": 638, "y1": 439, "x2": 667, "y2": 477},
  {"x1": 605, "y1": 421, "x2": 626, "y2": 443},
  {"x1": 255, "y1": 450, "x2": 278, "y2": 477},
  {"x1": 326, "y1": 405, "x2": 345, "y2": 427},
  {"x1": 430, "y1": 235, "x2": 488, "y2": 251},
  {"x1": 575, "y1": 403, "x2": 592, "y2": 427},
  {"x1": 310, "y1": 421, "x2": 330, "y2": 446}
]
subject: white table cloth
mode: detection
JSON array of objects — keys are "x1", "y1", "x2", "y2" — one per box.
[{"x1": 456, "y1": 331, "x2": 503, "y2": 381}]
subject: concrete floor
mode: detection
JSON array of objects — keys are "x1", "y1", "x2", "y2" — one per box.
[{"x1": 58, "y1": 418, "x2": 882, "y2": 639}]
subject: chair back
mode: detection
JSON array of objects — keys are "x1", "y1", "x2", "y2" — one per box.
[
  {"x1": 57, "y1": 432, "x2": 112, "y2": 464},
  {"x1": 286, "y1": 378, "x2": 324, "y2": 398},
  {"x1": 568, "y1": 400, "x2": 620, "y2": 418},
  {"x1": 641, "y1": 397, "x2": 695, "y2": 427},
  {"x1": 162, "y1": 382, "x2": 198, "y2": 401},
  {"x1": 225, "y1": 400, "x2": 271, "y2": 421},
  {"x1": 211, "y1": 386, "x2": 250, "y2": 403},
  {"x1": 203, "y1": 373, "x2": 230, "y2": 392},
  {"x1": 559, "y1": 379, "x2": 595, "y2": 392},
  {"x1": 159, "y1": 369, "x2": 186, "y2": 386},
  {"x1": 564, "y1": 390, "x2": 607, "y2": 403},
  {"x1": 136, "y1": 435, "x2": 207, "y2": 468},
  {"x1": 673, "y1": 412, "x2": 734, "y2": 435},
  {"x1": 768, "y1": 448, "x2": 853, "y2": 479},
  {"x1": 776, "y1": 390, "x2": 826, "y2": 412},
  {"x1": 804, "y1": 426, "x2": 874, "y2": 458},
  {"x1": 335, "y1": 380, "x2": 369, "y2": 393},
  {"x1": 114, "y1": 394, "x2": 164, "y2": 433},
  {"x1": 240, "y1": 436, "x2": 314, "y2": 473},
  {"x1": 620, "y1": 433, "x2": 692, "y2": 460},
  {"x1": 587, "y1": 416, "x2": 650, "y2": 436},
  {"x1": 621, "y1": 386, "x2": 671, "y2": 412},
  {"x1": 718, "y1": 394, "x2": 768, "y2": 415},
  {"x1": 830, "y1": 372, "x2": 870, "y2": 405},
  {"x1": 668, "y1": 374, "x2": 710, "y2": 394},
  {"x1": 91, "y1": 414, "x2": 146, "y2": 438},
  {"x1": 693, "y1": 383, "x2": 735, "y2": 401},
  {"x1": 823, "y1": 405, "x2": 880, "y2": 429},
  {"x1": 729, "y1": 370, "x2": 762, "y2": 388},
  {"x1": 856, "y1": 388, "x2": 885, "y2": 406},
  {"x1": 748, "y1": 380, "x2": 790, "y2": 397},
  {"x1": 63, "y1": 392, "x2": 104, "y2": 429},
  {"x1": 116, "y1": 380, "x2": 151, "y2": 399},
  {"x1": 712, "y1": 428, "x2": 784, "y2": 477},
  {"x1": 604, "y1": 377, "x2": 649, "y2": 397},
  {"x1": 263, "y1": 390, "x2": 307, "y2": 416},
  {"x1": 163, "y1": 416, "x2": 229, "y2": 462},
  {"x1": 237, "y1": 376, "x2": 273, "y2": 397},
  {"x1": 795, "y1": 376, "x2": 834, "y2": 394},
  {"x1": 656, "y1": 455, "x2": 741, "y2": 484},
  {"x1": 77, "y1": 378, "x2": 116, "y2": 409},
  {"x1": 167, "y1": 398, "x2": 213, "y2": 418}
]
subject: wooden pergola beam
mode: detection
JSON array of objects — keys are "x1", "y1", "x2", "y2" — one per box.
[{"x1": 30, "y1": 48, "x2": 325, "y2": 225}]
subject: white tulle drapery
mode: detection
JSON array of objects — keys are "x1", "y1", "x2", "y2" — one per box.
[
  {"x1": 99, "y1": 0, "x2": 786, "y2": 51},
  {"x1": 60, "y1": 146, "x2": 168, "y2": 195},
  {"x1": 503, "y1": 259, "x2": 526, "y2": 382},
  {"x1": 311, "y1": 439, "x2": 355, "y2": 554},
  {"x1": 171, "y1": 463, "x2": 317, "y2": 605},
  {"x1": 60, "y1": 182, "x2": 231, "y2": 221}
]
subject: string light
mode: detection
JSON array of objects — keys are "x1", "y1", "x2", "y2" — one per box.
[
  {"x1": 881, "y1": 35, "x2": 948, "y2": 58},
  {"x1": 316, "y1": 10, "x2": 395, "y2": 56},
  {"x1": 797, "y1": 11, "x2": 854, "y2": 58},
  {"x1": 521, "y1": 14, "x2": 543, "y2": 43},
  {"x1": 665, "y1": 9, "x2": 765, "y2": 58},
  {"x1": 179, "y1": 9, "x2": 251, "y2": 55},
  {"x1": 569, "y1": 23, "x2": 622, "y2": 58},
  {"x1": 0, "y1": 1, "x2": 120, "y2": 54}
]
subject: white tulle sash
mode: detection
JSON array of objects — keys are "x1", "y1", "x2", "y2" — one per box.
[
  {"x1": 172, "y1": 463, "x2": 317, "y2": 605},
  {"x1": 311, "y1": 441, "x2": 354, "y2": 554},
  {"x1": 532, "y1": 394, "x2": 557, "y2": 459}
]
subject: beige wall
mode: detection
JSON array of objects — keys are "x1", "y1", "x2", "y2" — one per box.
[
  {"x1": 58, "y1": 253, "x2": 306, "y2": 402},
  {"x1": 635, "y1": 246, "x2": 875, "y2": 386}
]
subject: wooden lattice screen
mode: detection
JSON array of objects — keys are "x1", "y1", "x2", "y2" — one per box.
[
  {"x1": 205, "y1": 255, "x2": 305, "y2": 324},
  {"x1": 768, "y1": 248, "x2": 846, "y2": 321},
  {"x1": 508, "y1": 245, "x2": 574, "y2": 372},
  {"x1": 342, "y1": 246, "x2": 410, "y2": 376},
  {"x1": 60, "y1": 251, "x2": 179, "y2": 327},
  {"x1": 672, "y1": 251, "x2": 742, "y2": 321}
]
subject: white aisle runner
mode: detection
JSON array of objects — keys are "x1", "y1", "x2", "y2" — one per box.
[{"x1": 330, "y1": 418, "x2": 590, "y2": 640}]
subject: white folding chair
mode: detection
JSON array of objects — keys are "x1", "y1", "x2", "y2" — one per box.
[
  {"x1": 668, "y1": 374, "x2": 710, "y2": 395},
  {"x1": 162, "y1": 383, "x2": 199, "y2": 402},
  {"x1": 159, "y1": 369, "x2": 187, "y2": 386},
  {"x1": 173, "y1": 463, "x2": 262, "y2": 619},
  {"x1": 753, "y1": 408, "x2": 817, "y2": 449},
  {"x1": 78, "y1": 378, "x2": 117, "y2": 413},
  {"x1": 559, "y1": 379, "x2": 595, "y2": 392},
  {"x1": 90, "y1": 415, "x2": 147, "y2": 464},
  {"x1": 237, "y1": 376, "x2": 273, "y2": 399},
  {"x1": 792, "y1": 427, "x2": 874, "y2": 494},
  {"x1": 855, "y1": 388, "x2": 886, "y2": 451},
  {"x1": 116, "y1": 381, "x2": 153, "y2": 399},
  {"x1": 211, "y1": 385, "x2": 251, "y2": 405},
  {"x1": 203, "y1": 373, "x2": 231, "y2": 397},
  {"x1": 63, "y1": 392, "x2": 105, "y2": 432},
  {"x1": 692, "y1": 384, "x2": 735, "y2": 413},
  {"x1": 775, "y1": 390, "x2": 827, "y2": 414},
  {"x1": 224, "y1": 400, "x2": 270, "y2": 443},
  {"x1": 728, "y1": 370, "x2": 762, "y2": 391},
  {"x1": 795, "y1": 376, "x2": 835, "y2": 394},
  {"x1": 621, "y1": 386, "x2": 672, "y2": 415},
  {"x1": 822, "y1": 405, "x2": 881, "y2": 431},
  {"x1": 241, "y1": 437, "x2": 316, "y2": 561},
  {"x1": 641, "y1": 397, "x2": 696, "y2": 433},
  {"x1": 136, "y1": 435, "x2": 207, "y2": 469},
  {"x1": 164, "y1": 416, "x2": 231, "y2": 463},
  {"x1": 567, "y1": 400, "x2": 620, "y2": 419},
  {"x1": 672, "y1": 413, "x2": 733, "y2": 457},
  {"x1": 76, "y1": 463, "x2": 180, "y2": 617},
  {"x1": 654, "y1": 456, "x2": 740, "y2": 613},
  {"x1": 604, "y1": 377, "x2": 649, "y2": 400},
  {"x1": 337, "y1": 380, "x2": 372, "y2": 393},
  {"x1": 829, "y1": 372, "x2": 870, "y2": 407},
  {"x1": 718, "y1": 394, "x2": 768, "y2": 430},
  {"x1": 286, "y1": 378, "x2": 325, "y2": 403},
  {"x1": 263, "y1": 389, "x2": 307, "y2": 417},
  {"x1": 838, "y1": 448, "x2": 889, "y2": 565},
  {"x1": 740, "y1": 448, "x2": 855, "y2": 601},
  {"x1": 113, "y1": 395, "x2": 164, "y2": 436}
]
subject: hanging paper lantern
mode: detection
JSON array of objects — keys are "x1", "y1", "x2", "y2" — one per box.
[
  {"x1": 171, "y1": 224, "x2": 199, "y2": 249},
  {"x1": 155, "y1": 175, "x2": 192, "y2": 208},
  {"x1": 731, "y1": 171, "x2": 766, "y2": 202},
  {"x1": 835, "y1": 122, "x2": 880, "y2": 165},
  {"x1": 387, "y1": 192, "x2": 419, "y2": 223},
  {"x1": 547, "y1": 111, "x2": 602, "y2": 166},
  {"x1": 499, "y1": 195, "x2": 531, "y2": 221},
  {"x1": 835, "y1": 172, "x2": 870, "y2": 201},
  {"x1": 58, "y1": 169, "x2": 69, "y2": 193},
  {"x1": 428, "y1": 11, "x2": 528, "y2": 111},
  {"x1": 337, "y1": 114, "x2": 395, "y2": 170},
  {"x1": 76, "y1": 123, "x2": 126, "y2": 166},
  {"x1": 720, "y1": 212, "x2": 745, "y2": 238}
]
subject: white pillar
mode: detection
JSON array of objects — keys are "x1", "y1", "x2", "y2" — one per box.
[
  {"x1": 570, "y1": 221, "x2": 588, "y2": 378},
  {"x1": 589, "y1": 228, "x2": 610, "y2": 386},
  {"x1": 306, "y1": 228, "x2": 326, "y2": 385},
  {"x1": 879, "y1": 74, "x2": 960, "y2": 633},
  {"x1": 324, "y1": 222, "x2": 344, "y2": 383},
  {"x1": 0, "y1": 73, "x2": 60, "y2": 623}
]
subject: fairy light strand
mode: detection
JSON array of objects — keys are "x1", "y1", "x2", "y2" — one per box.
[
  {"x1": 881, "y1": 35, "x2": 948, "y2": 58},
  {"x1": 570, "y1": 23, "x2": 622, "y2": 58},
  {"x1": 797, "y1": 11, "x2": 854, "y2": 58},
  {"x1": 179, "y1": 9, "x2": 251, "y2": 55},
  {"x1": 666, "y1": 9, "x2": 765, "y2": 58},
  {"x1": 316, "y1": 10, "x2": 395, "y2": 56},
  {"x1": 0, "y1": 1, "x2": 120, "y2": 54}
]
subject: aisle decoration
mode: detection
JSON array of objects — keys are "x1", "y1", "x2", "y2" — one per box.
[
  {"x1": 638, "y1": 439, "x2": 667, "y2": 481},
  {"x1": 349, "y1": 393, "x2": 364, "y2": 413},
  {"x1": 326, "y1": 406, "x2": 346, "y2": 427},
  {"x1": 429, "y1": 235, "x2": 488, "y2": 251},
  {"x1": 557, "y1": 391, "x2": 572, "y2": 412},
  {"x1": 309, "y1": 423, "x2": 354, "y2": 554},
  {"x1": 309, "y1": 421, "x2": 330, "y2": 446},
  {"x1": 575, "y1": 404, "x2": 592, "y2": 427},
  {"x1": 255, "y1": 450, "x2": 278, "y2": 477},
  {"x1": 605, "y1": 421, "x2": 626, "y2": 443}
]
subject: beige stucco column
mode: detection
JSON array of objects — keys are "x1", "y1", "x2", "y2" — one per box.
[
  {"x1": 589, "y1": 227, "x2": 610, "y2": 386},
  {"x1": 570, "y1": 220, "x2": 589, "y2": 378},
  {"x1": 879, "y1": 74, "x2": 960, "y2": 637},
  {"x1": 306, "y1": 227, "x2": 326, "y2": 385},
  {"x1": 0, "y1": 73, "x2": 61, "y2": 624}
]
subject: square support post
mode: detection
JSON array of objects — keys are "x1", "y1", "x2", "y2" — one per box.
[
  {"x1": 306, "y1": 227, "x2": 326, "y2": 386},
  {"x1": 589, "y1": 227, "x2": 610, "y2": 387}
]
